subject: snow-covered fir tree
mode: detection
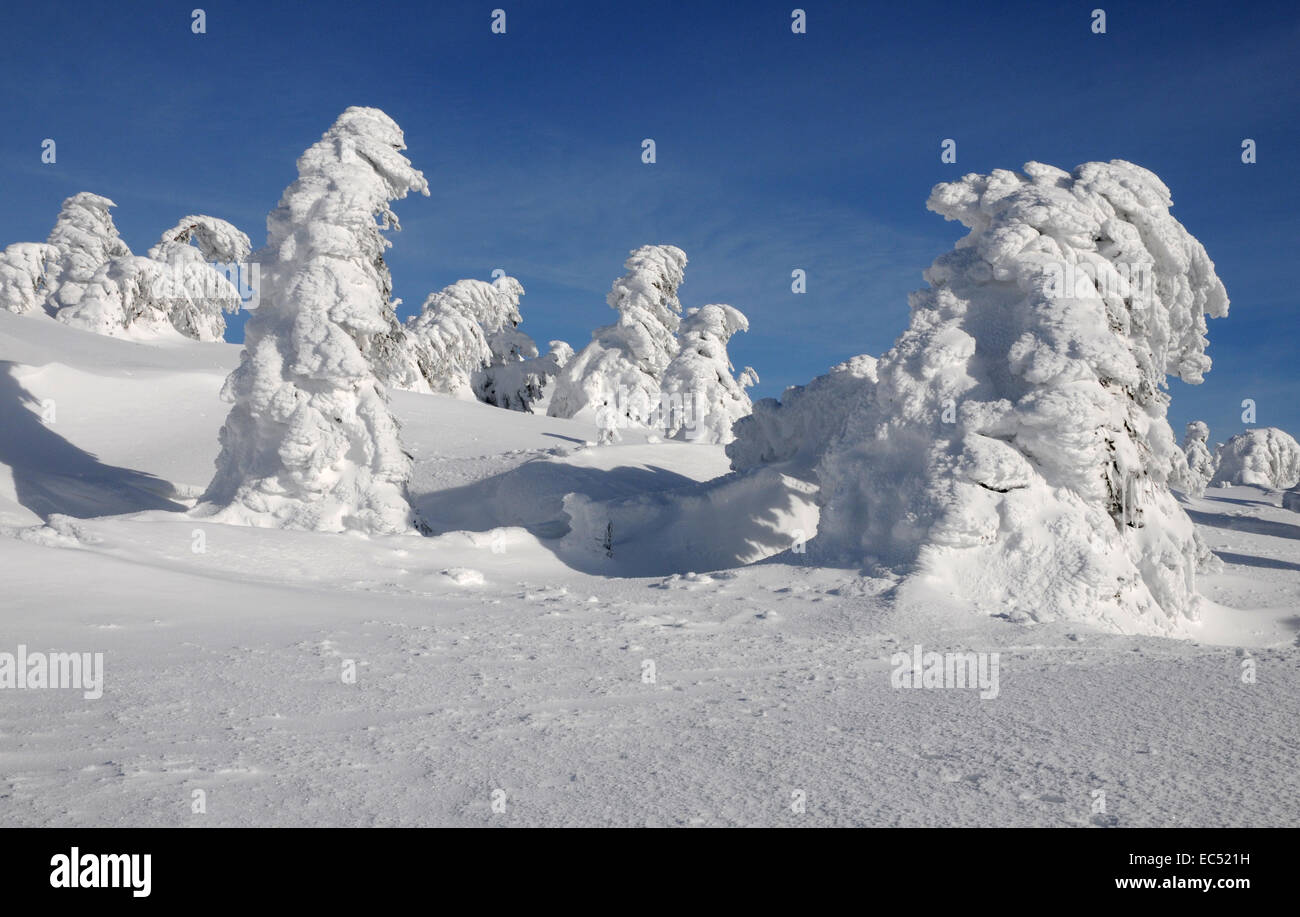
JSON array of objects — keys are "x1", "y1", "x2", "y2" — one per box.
[
  {"x1": 0, "y1": 242, "x2": 59, "y2": 314},
  {"x1": 376, "y1": 274, "x2": 524, "y2": 398},
  {"x1": 2, "y1": 192, "x2": 251, "y2": 340},
  {"x1": 728, "y1": 354, "x2": 878, "y2": 470},
  {"x1": 1179, "y1": 421, "x2": 1217, "y2": 496},
  {"x1": 44, "y1": 192, "x2": 132, "y2": 325},
  {"x1": 659, "y1": 303, "x2": 756, "y2": 443},
  {"x1": 548, "y1": 244, "x2": 687, "y2": 431},
  {"x1": 200, "y1": 107, "x2": 429, "y2": 534},
  {"x1": 1210, "y1": 427, "x2": 1300, "y2": 489},
  {"x1": 474, "y1": 334, "x2": 573, "y2": 413},
  {"x1": 730, "y1": 160, "x2": 1229, "y2": 635},
  {"x1": 145, "y1": 216, "x2": 252, "y2": 341}
]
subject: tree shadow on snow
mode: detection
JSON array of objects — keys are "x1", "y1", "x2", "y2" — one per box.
[
  {"x1": 409, "y1": 458, "x2": 698, "y2": 537},
  {"x1": 0, "y1": 362, "x2": 185, "y2": 521},
  {"x1": 1186, "y1": 509, "x2": 1300, "y2": 542},
  {"x1": 1212, "y1": 551, "x2": 1300, "y2": 573}
]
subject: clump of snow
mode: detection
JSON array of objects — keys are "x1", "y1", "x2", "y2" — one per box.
[
  {"x1": 198, "y1": 107, "x2": 429, "y2": 534},
  {"x1": 1178, "y1": 421, "x2": 1217, "y2": 496},
  {"x1": 1210, "y1": 427, "x2": 1300, "y2": 489},
  {"x1": 560, "y1": 466, "x2": 819, "y2": 576},
  {"x1": 441, "y1": 567, "x2": 485, "y2": 586},
  {"x1": 735, "y1": 160, "x2": 1229, "y2": 635}
]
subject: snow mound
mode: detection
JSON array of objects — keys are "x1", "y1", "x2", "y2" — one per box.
[
  {"x1": 1211, "y1": 427, "x2": 1300, "y2": 489},
  {"x1": 559, "y1": 465, "x2": 818, "y2": 576},
  {"x1": 441, "y1": 567, "x2": 485, "y2": 586}
]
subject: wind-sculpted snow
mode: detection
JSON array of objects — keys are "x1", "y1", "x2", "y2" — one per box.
[
  {"x1": 1211, "y1": 427, "x2": 1300, "y2": 489},
  {"x1": 734, "y1": 161, "x2": 1229, "y2": 635},
  {"x1": 199, "y1": 107, "x2": 429, "y2": 534}
]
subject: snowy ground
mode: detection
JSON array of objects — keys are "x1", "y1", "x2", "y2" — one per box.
[{"x1": 1, "y1": 310, "x2": 1296, "y2": 827}]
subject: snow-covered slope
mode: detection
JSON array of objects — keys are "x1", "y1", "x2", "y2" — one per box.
[{"x1": 1, "y1": 307, "x2": 1297, "y2": 827}]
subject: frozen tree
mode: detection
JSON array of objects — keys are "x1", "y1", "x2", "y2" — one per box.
[
  {"x1": 729, "y1": 355, "x2": 878, "y2": 471},
  {"x1": 1179, "y1": 421, "x2": 1217, "y2": 496},
  {"x1": 734, "y1": 161, "x2": 1229, "y2": 634},
  {"x1": 1211, "y1": 427, "x2": 1300, "y2": 489},
  {"x1": 548, "y1": 244, "x2": 687, "y2": 430},
  {"x1": 59, "y1": 216, "x2": 252, "y2": 341},
  {"x1": 199, "y1": 107, "x2": 429, "y2": 534},
  {"x1": 45, "y1": 192, "x2": 132, "y2": 324},
  {"x1": 0, "y1": 242, "x2": 59, "y2": 314},
  {"x1": 57, "y1": 254, "x2": 177, "y2": 337},
  {"x1": 475, "y1": 334, "x2": 573, "y2": 413},
  {"x1": 376, "y1": 275, "x2": 525, "y2": 397},
  {"x1": 9, "y1": 191, "x2": 251, "y2": 340},
  {"x1": 659, "y1": 304, "x2": 756, "y2": 443},
  {"x1": 145, "y1": 216, "x2": 253, "y2": 341}
]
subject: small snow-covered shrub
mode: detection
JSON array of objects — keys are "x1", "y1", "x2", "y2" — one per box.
[{"x1": 728, "y1": 354, "x2": 878, "y2": 472}]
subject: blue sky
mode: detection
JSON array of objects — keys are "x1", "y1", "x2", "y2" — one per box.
[{"x1": 1, "y1": 0, "x2": 1296, "y2": 442}]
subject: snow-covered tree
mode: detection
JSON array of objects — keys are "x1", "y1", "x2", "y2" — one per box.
[
  {"x1": 474, "y1": 334, "x2": 573, "y2": 413},
  {"x1": 1179, "y1": 421, "x2": 1217, "y2": 496},
  {"x1": 732, "y1": 161, "x2": 1229, "y2": 635},
  {"x1": 199, "y1": 107, "x2": 429, "y2": 534},
  {"x1": 659, "y1": 303, "x2": 756, "y2": 443},
  {"x1": 548, "y1": 244, "x2": 687, "y2": 429},
  {"x1": 44, "y1": 192, "x2": 131, "y2": 324},
  {"x1": 1210, "y1": 427, "x2": 1300, "y2": 489},
  {"x1": 729, "y1": 354, "x2": 878, "y2": 471},
  {"x1": 0, "y1": 242, "x2": 59, "y2": 314},
  {"x1": 58, "y1": 254, "x2": 177, "y2": 337},
  {"x1": 376, "y1": 275, "x2": 523, "y2": 397},
  {"x1": 7, "y1": 192, "x2": 251, "y2": 340},
  {"x1": 145, "y1": 216, "x2": 253, "y2": 341}
]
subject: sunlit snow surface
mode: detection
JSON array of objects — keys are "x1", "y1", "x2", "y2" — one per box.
[{"x1": 0, "y1": 310, "x2": 1295, "y2": 826}]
